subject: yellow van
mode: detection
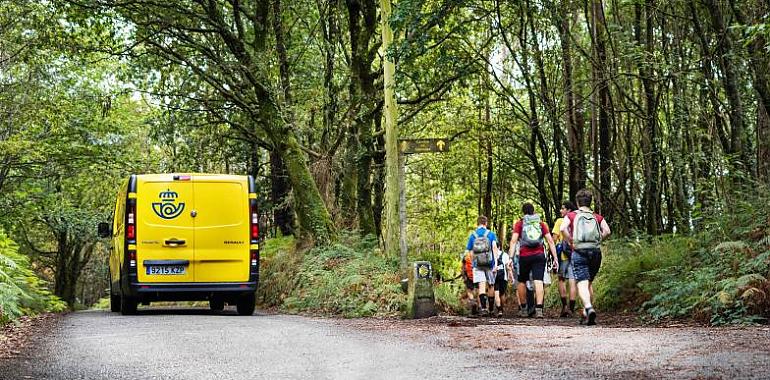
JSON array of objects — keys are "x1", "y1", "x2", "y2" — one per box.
[{"x1": 98, "y1": 174, "x2": 260, "y2": 315}]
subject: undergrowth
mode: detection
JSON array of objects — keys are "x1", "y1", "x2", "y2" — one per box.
[
  {"x1": 0, "y1": 230, "x2": 66, "y2": 325},
  {"x1": 258, "y1": 232, "x2": 408, "y2": 317},
  {"x1": 595, "y1": 186, "x2": 770, "y2": 325}
]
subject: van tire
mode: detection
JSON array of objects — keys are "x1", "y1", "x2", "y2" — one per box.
[
  {"x1": 110, "y1": 294, "x2": 121, "y2": 312},
  {"x1": 209, "y1": 298, "x2": 225, "y2": 311},
  {"x1": 236, "y1": 293, "x2": 256, "y2": 316},
  {"x1": 109, "y1": 280, "x2": 121, "y2": 312},
  {"x1": 121, "y1": 295, "x2": 138, "y2": 315}
]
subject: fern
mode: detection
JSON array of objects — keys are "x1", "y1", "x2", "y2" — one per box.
[{"x1": 0, "y1": 230, "x2": 66, "y2": 324}]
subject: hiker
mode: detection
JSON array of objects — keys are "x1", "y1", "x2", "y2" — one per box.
[
  {"x1": 508, "y1": 203, "x2": 559, "y2": 318},
  {"x1": 461, "y1": 250, "x2": 478, "y2": 314},
  {"x1": 511, "y1": 242, "x2": 536, "y2": 316},
  {"x1": 492, "y1": 246, "x2": 514, "y2": 317},
  {"x1": 553, "y1": 201, "x2": 578, "y2": 317},
  {"x1": 465, "y1": 215, "x2": 499, "y2": 316},
  {"x1": 559, "y1": 189, "x2": 611, "y2": 326}
]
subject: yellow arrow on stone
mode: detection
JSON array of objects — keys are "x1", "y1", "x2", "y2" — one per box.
[
  {"x1": 400, "y1": 141, "x2": 409, "y2": 152},
  {"x1": 436, "y1": 140, "x2": 446, "y2": 151}
]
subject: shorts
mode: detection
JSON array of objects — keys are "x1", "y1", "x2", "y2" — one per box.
[
  {"x1": 558, "y1": 258, "x2": 574, "y2": 280},
  {"x1": 473, "y1": 267, "x2": 495, "y2": 284},
  {"x1": 572, "y1": 249, "x2": 602, "y2": 282},
  {"x1": 494, "y1": 271, "x2": 508, "y2": 293},
  {"x1": 517, "y1": 254, "x2": 545, "y2": 283},
  {"x1": 464, "y1": 277, "x2": 478, "y2": 290}
]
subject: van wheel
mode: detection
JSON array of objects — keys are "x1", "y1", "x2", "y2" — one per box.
[
  {"x1": 209, "y1": 298, "x2": 225, "y2": 311},
  {"x1": 236, "y1": 293, "x2": 256, "y2": 316},
  {"x1": 110, "y1": 294, "x2": 121, "y2": 312},
  {"x1": 120, "y1": 295, "x2": 138, "y2": 315},
  {"x1": 109, "y1": 280, "x2": 121, "y2": 312}
]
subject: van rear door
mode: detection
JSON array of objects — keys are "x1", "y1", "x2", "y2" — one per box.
[
  {"x1": 192, "y1": 175, "x2": 250, "y2": 282},
  {"x1": 136, "y1": 175, "x2": 196, "y2": 283}
]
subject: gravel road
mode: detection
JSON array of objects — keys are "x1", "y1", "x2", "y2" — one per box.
[{"x1": 2, "y1": 308, "x2": 769, "y2": 379}]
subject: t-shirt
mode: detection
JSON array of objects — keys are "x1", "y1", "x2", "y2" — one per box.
[
  {"x1": 553, "y1": 218, "x2": 570, "y2": 261},
  {"x1": 466, "y1": 227, "x2": 498, "y2": 269},
  {"x1": 560, "y1": 207, "x2": 609, "y2": 247},
  {"x1": 495, "y1": 252, "x2": 512, "y2": 279},
  {"x1": 552, "y1": 218, "x2": 564, "y2": 244},
  {"x1": 513, "y1": 219, "x2": 549, "y2": 257},
  {"x1": 462, "y1": 252, "x2": 474, "y2": 278}
]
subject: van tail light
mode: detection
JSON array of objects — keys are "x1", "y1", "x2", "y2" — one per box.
[
  {"x1": 249, "y1": 201, "x2": 259, "y2": 242},
  {"x1": 250, "y1": 250, "x2": 258, "y2": 267},
  {"x1": 126, "y1": 203, "x2": 136, "y2": 241},
  {"x1": 129, "y1": 250, "x2": 137, "y2": 268}
]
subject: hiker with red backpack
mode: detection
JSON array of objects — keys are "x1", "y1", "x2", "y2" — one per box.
[
  {"x1": 508, "y1": 203, "x2": 559, "y2": 318},
  {"x1": 464, "y1": 215, "x2": 499, "y2": 316},
  {"x1": 460, "y1": 250, "x2": 478, "y2": 314},
  {"x1": 559, "y1": 189, "x2": 611, "y2": 326}
]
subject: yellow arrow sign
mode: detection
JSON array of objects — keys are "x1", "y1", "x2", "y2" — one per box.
[{"x1": 397, "y1": 138, "x2": 450, "y2": 154}]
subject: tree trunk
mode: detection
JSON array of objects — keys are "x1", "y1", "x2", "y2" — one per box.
[
  {"x1": 270, "y1": 150, "x2": 294, "y2": 236},
  {"x1": 636, "y1": 0, "x2": 660, "y2": 235},
  {"x1": 703, "y1": 0, "x2": 749, "y2": 166},
  {"x1": 380, "y1": 0, "x2": 400, "y2": 260},
  {"x1": 346, "y1": 0, "x2": 379, "y2": 237},
  {"x1": 275, "y1": 133, "x2": 336, "y2": 245}
]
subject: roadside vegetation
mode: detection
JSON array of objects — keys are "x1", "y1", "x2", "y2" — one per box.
[{"x1": 0, "y1": 231, "x2": 66, "y2": 324}]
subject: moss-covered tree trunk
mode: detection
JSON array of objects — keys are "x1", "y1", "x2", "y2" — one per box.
[
  {"x1": 381, "y1": 0, "x2": 400, "y2": 260},
  {"x1": 274, "y1": 132, "x2": 336, "y2": 245}
]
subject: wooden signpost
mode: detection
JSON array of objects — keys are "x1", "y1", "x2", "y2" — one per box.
[{"x1": 398, "y1": 138, "x2": 451, "y2": 154}]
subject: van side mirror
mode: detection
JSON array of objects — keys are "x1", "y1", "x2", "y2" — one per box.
[{"x1": 98, "y1": 222, "x2": 112, "y2": 238}]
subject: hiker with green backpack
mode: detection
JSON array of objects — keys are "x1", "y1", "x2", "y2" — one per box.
[
  {"x1": 559, "y1": 189, "x2": 611, "y2": 326},
  {"x1": 508, "y1": 203, "x2": 560, "y2": 318},
  {"x1": 464, "y1": 215, "x2": 500, "y2": 316}
]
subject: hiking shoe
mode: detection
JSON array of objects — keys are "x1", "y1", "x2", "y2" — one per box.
[
  {"x1": 480, "y1": 308, "x2": 490, "y2": 317},
  {"x1": 518, "y1": 308, "x2": 528, "y2": 318},
  {"x1": 559, "y1": 307, "x2": 570, "y2": 318},
  {"x1": 496, "y1": 310, "x2": 503, "y2": 318},
  {"x1": 535, "y1": 308, "x2": 544, "y2": 319},
  {"x1": 587, "y1": 308, "x2": 597, "y2": 326}
]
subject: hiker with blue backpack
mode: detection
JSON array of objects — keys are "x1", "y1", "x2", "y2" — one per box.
[
  {"x1": 559, "y1": 189, "x2": 611, "y2": 326},
  {"x1": 465, "y1": 215, "x2": 500, "y2": 316},
  {"x1": 508, "y1": 203, "x2": 560, "y2": 318}
]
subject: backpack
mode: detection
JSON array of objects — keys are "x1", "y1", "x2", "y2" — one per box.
[
  {"x1": 572, "y1": 209, "x2": 602, "y2": 250},
  {"x1": 520, "y1": 215, "x2": 544, "y2": 248},
  {"x1": 471, "y1": 230, "x2": 494, "y2": 269}
]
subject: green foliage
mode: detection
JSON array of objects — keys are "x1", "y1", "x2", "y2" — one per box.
[
  {"x1": 596, "y1": 186, "x2": 770, "y2": 325},
  {"x1": 259, "y1": 233, "x2": 407, "y2": 317},
  {"x1": 0, "y1": 231, "x2": 66, "y2": 324}
]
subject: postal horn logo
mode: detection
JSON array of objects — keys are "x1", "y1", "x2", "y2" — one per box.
[{"x1": 152, "y1": 189, "x2": 185, "y2": 220}]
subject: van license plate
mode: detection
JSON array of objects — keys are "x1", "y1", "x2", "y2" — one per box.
[{"x1": 146, "y1": 266, "x2": 186, "y2": 275}]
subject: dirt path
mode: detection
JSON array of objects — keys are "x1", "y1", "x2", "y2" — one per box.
[{"x1": 335, "y1": 315, "x2": 770, "y2": 379}]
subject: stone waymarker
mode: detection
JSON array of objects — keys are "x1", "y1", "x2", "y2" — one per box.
[{"x1": 406, "y1": 261, "x2": 436, "y2": 319}]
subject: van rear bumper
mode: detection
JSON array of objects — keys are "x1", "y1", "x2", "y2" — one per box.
[
  {"x1": 125, "y1": 281, "x2": 257, "y2": 303},
  {"x1": 130, "y1": 282, "x2": 257, "y2": 293}
]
